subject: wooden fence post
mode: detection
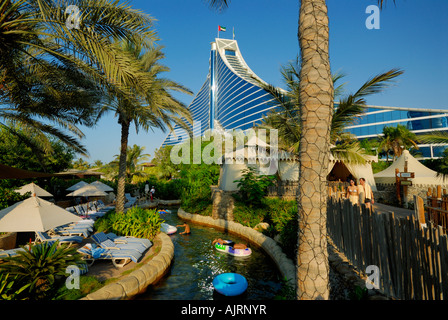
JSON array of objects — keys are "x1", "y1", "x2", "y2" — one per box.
[{"x1": 414, "y1": 195, "x2": 426, "y2": 226}]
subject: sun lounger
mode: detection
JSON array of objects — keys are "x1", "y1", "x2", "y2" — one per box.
[
  {"x1": 35, "y1": 231, "x2": 83, "y2": 247},
  {"x1": 106, "y1": 232, "x2": 152, "y2": 249},
  {"x1": 92, "y1": 233, "x2": 147, "y2": 254},
  {"x1": 53, "y1": 226, "x2": 91, "y2": 238},
  {"x1": 77, "y1": 243, "x2": 141, "y2": 268},
  {"x1": 53, "y1": 222, "x2": 93, "y2": 237},
  {"x1": 0, "y1": 247, "x2": 26, "y2": 259}
]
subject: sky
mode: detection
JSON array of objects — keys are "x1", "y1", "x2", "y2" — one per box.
[{"x1": 77, "y1": 0, "x2": 448, "y2": 164}]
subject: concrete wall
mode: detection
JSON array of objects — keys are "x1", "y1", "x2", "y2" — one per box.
[{"x1": 81, "y1": 232, "x2": 174, "y2": 300}]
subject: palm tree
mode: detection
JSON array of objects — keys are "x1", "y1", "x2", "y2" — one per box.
[
  {"x1": 71, "y1": 157, "x2": 90, "y2": 170},
  {"x1": 101, "y1": 42, "x2": 192, "y2": 213},
  {"x1": 110, "y1": 144, "x2": 150, "y2": 182},
  {"x1": 259, "y1": 59, "x2": 403, "y2": 164},
  {"x1": 296, "y1": 0, "x2": 397, "y2": 300},
  {"x1": 206, "y1": 0, "x2": 396, "y2": 300},
  {"x1": 1, "y1": 0, "x2": 157, "y2": 156},
  {"x1": 378, "y1": 124, "x2": 418, "y2": 160}
]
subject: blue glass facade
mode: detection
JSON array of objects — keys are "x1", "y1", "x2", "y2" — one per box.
[
  {"x1": 161, "y1": 39, "x2": 278, "y2": 147},
  {"x1": 344, "y1": 106, "x2": 448, "y2": 159}
]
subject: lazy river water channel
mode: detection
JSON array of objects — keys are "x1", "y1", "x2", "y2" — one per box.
[{"x1": 137, "y1": 208, "x2": 283, "y2": 300}]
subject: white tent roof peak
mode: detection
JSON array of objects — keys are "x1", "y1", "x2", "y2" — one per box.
[
  {"x1": 374, "y1": 149, "x2": 448, "y2": 185},
  {"x1": 0, "y1": 195, "x2": 81, "y2": 232},
  {"x1": 16, "y1": 182, "x2": 53, "y2": 197}
]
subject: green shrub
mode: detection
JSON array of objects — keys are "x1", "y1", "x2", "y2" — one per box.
[
  {"x1": 233, "y1": 167, "x2": 275, "y2": 207},
  {"x1": 0, "y1": 273, "x2": 31, "y2": 300},
  {"x1": 0, "y1": 242, "x2": 86, "y2": 300},
  {"x1": 232, "y1": 202, "x2": 268, "y2": 228},
  {"x1": 0, "y1": 187, "x2": 29, "y2": 210},
  {"x1": 179, "y1": 163, "x2": 219, "y2": 213},
  {"x1": 57, "y1": 275, "x2": 104, "y2": 300},
  {"x1": 232, "y1": 197, "x2": 298, "y2": 260},
  {"x1": 95, "y1": 207, "x2": 163, "y2": 240}
]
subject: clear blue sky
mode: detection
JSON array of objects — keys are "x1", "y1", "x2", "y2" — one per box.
[{"x1": 79, "y1": 0, "x2": 448, "y2": 164}]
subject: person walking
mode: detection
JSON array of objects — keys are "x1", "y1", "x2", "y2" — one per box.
[
  {"x1": 359, "y1": 178, "x2": 374, "y2": 210},
  {"x1": 345, "y1": 179, "x2": 359, "y2": 205}
]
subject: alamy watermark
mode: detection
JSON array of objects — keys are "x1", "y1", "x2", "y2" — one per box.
[
  {"x1": 365, "y1": 265, "x2": 380, "y2": 290},
  {"x1": 65, "y1": 265, "x2": 81, "y2": 290},
  {"x1": 65, "y1": 5, "x2": 81, "y2": 30},
  {"x1": 168, "y1": 121, "x2": 280, "y2": 175},
  {"x1": 365, "y1": 5, "x2": 380, "y2": 30}
]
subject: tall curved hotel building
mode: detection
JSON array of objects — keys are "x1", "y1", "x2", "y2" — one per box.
[
  {"x1": 162, "y1": 38, "x2": 279, "y2": 147},
  {"x1": 162, "y1": 38, "x2": 448, "y2": 159}
]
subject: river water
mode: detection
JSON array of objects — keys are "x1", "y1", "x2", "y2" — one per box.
[{"x1": 137, "y1": 208, "x2": 282, "y2": 300}]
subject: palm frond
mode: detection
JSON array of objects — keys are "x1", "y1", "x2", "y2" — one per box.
[
  {"x1": 331, "y1": 140, "x2": 368, "y2": 165},
  {"x1": 419, "y1": 131, "x2": 448, "y2": 145}
]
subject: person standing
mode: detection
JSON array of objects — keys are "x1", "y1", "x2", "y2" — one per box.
[
  {"x1": 150, "y1": 186, "x2": 155, "y2": 202},
  {"x1": 359, "y1": 178, "x2": 374, "y2": 210},
  {"x1": 144, "y1": 183, "x2": 149, "y2": 199}
]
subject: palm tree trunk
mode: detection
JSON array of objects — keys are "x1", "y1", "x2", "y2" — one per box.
[
  {"x1": 296, "y1": 0, "x2": 333, "y2": 300},
  {"x1": 116, "y1": 117, "x2": 130, "y2": 213}
]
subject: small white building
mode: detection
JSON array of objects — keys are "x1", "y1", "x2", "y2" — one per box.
[
  {"x1": 218, "y1": 140, "x2": 378, "y2": 192},
  {"x1": 374, "y1": 149, "x2": 448, "y2": 187}
]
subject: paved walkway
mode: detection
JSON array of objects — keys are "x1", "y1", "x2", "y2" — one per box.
[{"x1": 373, "y1": 202, "x2": 415, "y2": 219}]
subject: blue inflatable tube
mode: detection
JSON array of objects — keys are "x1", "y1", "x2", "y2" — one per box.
[{"x1": 213, "y1": 273, "x2": 248, "y2": 296}]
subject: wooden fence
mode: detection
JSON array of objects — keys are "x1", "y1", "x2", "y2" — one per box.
[
  {"x1": 327, "y1": 196, "x2": 448, "y2": 300},
  {"x1": 267, "y1": 180, "x2": 298, "y2": 198},
  {"x1": 424, "y1": 186, "x2": 448, "y2": 233}
]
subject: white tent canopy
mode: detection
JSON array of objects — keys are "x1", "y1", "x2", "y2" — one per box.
[
  {"x1": 16, "y1": 182, "x2": 53, "y2": 197},
  {"x1": 0, "y1": 196, "x2": 81, "y2": 232},
  {"x1": 89, "y1": 181, "x2": 114, "y2": 192},
  {"x1": 66, "y1": 181, "x2": 89, "y2": 191},
  {"x1": 219, "y1": 146, "x2": 378, "y2": 191},
  {"x1": 66, "y1": 184, "x2": 108, "y2": 197},
  {"x1": 374, "y1": 150, "x2": 448, "y2": 186},
  {"x1": 328, "y1": 153, "x2": 378, "y2": 191}
]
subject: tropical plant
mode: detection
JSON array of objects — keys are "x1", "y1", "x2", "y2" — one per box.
[
  {"x1": 151, "y1": 145, "x2": 182, "y2": 180},
  {"x1": 0, "y1": 242, "x2": 86, "y2": 300},
  {"x1": 416, "y1": 132, "x2": 448, "y2": 178},
  {"x1": 419, "y1": 131, "x2": 448, "y2": 146},
  {"x1": 179, "y1": 162, "x2": 220, "y2": 214},
  {"x1": 0, "y1": 124, "x2": 75, "y2": 173},
  {"x1": 96, "y1": 207, "x2": 163, "y2": 240},
  {"x1": 258, "y1": 58, "x2": 403, "y2": 164},
  {"x1": 99, "y1": 42, "x2": 192, "y2": 213},
  {"x1": 0, "y1": 186, "x2": 29, "y2": 209},
  {"x1": 378, "y1": 124, "x2": 418, "y2": 160},
  {"x1": 1, "y1": 0, "x2": 159, "y2": 159},
  {"x1": 71, "y1": 158, "x2": 90, "y2": 170},
  {"x1": 233, "y1": 167, "x2": 275, "y2": 207},
  {"x1": 108, "y1": 144, "x2": 151, "y2": 182},
  {"x1": 0, "y1": 273, "x2": 31, "y2": 300}
]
